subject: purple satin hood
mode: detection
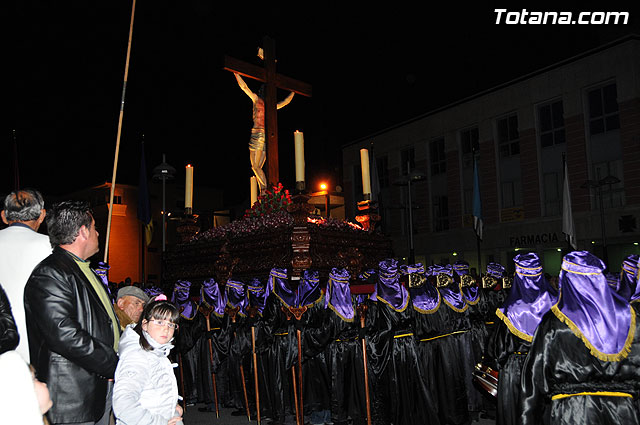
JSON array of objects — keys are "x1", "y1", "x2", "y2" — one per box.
[
  {"x1": 376, "y1": 259, "x2": 409, "y2": 311},
  {"x1": 201, "y1": 278, "x2": 227, "y2": 317},
  {"x1": 454, "y1": 260, "x2": 479, "y2": 304},
  {"x1": 620, "y1": 255, "x2": 638, "y2": 303},
  {"x1": 435, "y1": 264, "x2": 467, "y2": 312},
  {"x1": 497, "y1": 253, "x2": 557, "y2": 341},
  {"x1": 247, "y1": 278, "x2": 268, "y2": 315},
  {"x1": 410, "y1": 264, "x2": 440, "y2": 313},
  {"x1": 299, "y1": 270, "x2": 322, "y2": 307},
  {"x1": 270, "y1": 268, "x2": 297, "y2": 308},
  {"x1": 554, "y1": 251, "x2": 635, "y2": 361},
  {"x1": 325, "y1": 268, "x2": 354, "y2": 321},
  {"x1": 226, "y1": 280, "x2": 247, "y2": 316},
  {"x1": 173, "y1": 280, "x2": 197, "y2": 319}
]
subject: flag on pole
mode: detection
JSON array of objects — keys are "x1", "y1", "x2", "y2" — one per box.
[
  {"x1": 472, "y1": 154, "x2": 483, "y2": 240},
  {"x1": 137, "y1": 141, "x2": 153, "y2": 246},
  {"x1": 562, "y1": 157, "x2": 577, "y2": 249}
]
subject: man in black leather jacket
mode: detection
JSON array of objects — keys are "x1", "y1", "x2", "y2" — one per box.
[
  {"x1": 0, "y1": 283, "x2": 18, "y2": 354},
  {"x1": 25, "y1": 201, "x2": 120, "y2": 425}
]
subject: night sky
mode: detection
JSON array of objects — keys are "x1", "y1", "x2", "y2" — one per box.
[{"x1": 5, "y1": 2, "x2": 639, "y2": 208}]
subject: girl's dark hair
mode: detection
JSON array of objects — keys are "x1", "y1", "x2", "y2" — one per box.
[{"x1": 133, "y1": 299, "x2": 179, "y2": 351}]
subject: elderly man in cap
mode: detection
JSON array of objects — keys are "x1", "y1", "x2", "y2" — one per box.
[{"x1": 114, "y1": 286, "x2": 149, "y2": 331}]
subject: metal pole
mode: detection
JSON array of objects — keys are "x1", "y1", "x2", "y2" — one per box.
[
  {"x1": 407, "y1": 178, "x2": 415, "y2": 265},
  {"x1": 598, "y1": 184, "x2": 608, "y2": 266}
]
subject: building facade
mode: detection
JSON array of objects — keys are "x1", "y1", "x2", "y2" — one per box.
[{"x1": 342, "y1": 36, "x2": 640, "y2": 276}]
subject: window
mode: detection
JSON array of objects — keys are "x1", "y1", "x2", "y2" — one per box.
[
  {"x1": 538, "y1": 101, "x2": 566, "y2": 147},
  {"x1": 588, "y1": 83, "x2": 619, "y2": 135},
  {"x1": 376, "y1": 155, "x2": 389, "y2": 188},
  {"x1": 497, "y1": 114, "x2": 520, "y2": 157},
  {"x1": 461, "y1": 127, "x2": 479, "y2": 155},
  {"x1": 401, "y1": 147, "x2": 415, "y2": 176},
  {"x1": 430, "y1": 138, "x2": 446, "y2": 176},
  {"x1": 593, "y1": 160, "x2": 625, "y2": 208},
  {"x1": 501, "y1": 180, "x2": 522, "y2": 208},
  {"x1": 543, "y1": 172, "x2": 560, "y2": 216},
  {"x1": 433, "y1": 195, "x2": 449, "y2": 232}
]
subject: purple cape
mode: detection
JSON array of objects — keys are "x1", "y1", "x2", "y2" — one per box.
[
  {"x1": 376, "y1": 258, "x2": 409, "y2": 311},
  {"x1": 554, "y1": 251, "x2": 635, "y2": 361},
  {"x1": 201, "y1": 278, "x2": 227, "y2": 317},
  {"x1": 497, "y1": 253, "x2": 557, "y2": 342},
  {"x1": 325, "y1": 268, "x2": 354, "y2": 321}
]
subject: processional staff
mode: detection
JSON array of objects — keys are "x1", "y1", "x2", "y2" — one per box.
[
  {"x1": 357, "y1": 304, "x2": 372, "y2": 425},
  {"x1": 104, "y1": 0, "x2": 136, "y2": 262},
  {"x1": 247, "y1": 306, "x2": 261, "y2": 425},
  {"x1": 197, "y1": 304, "x2": 220, "y2": 418},
  {"x1": 226, "y1": 305, "x2": 251, "y2": 421},
  {"x1": 282, "y1": 304, "x2": 307, "y2": 425}
]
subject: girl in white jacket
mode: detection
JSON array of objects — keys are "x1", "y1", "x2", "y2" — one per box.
[{"x1": 113, "y1": 298, "x2": 183, "y2": 425}]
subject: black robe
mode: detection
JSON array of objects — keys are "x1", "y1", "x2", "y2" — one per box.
[
  {"x1": 174, "y1": 304, "x2": 205, "y2": 405},
  {"x1": 196, "y1": 307, "x2": 230, "y2": 406},
  {"x1": 521, "y1": 310, "x2": 640, "y2": 425},
  {"x1": 485, "y1": 320, "x2": 530, "y2": 425},
  {"x1": 415, "y1": 298, "x2": 470, "y2": 425},
  {"x1": 369, "y1": 299, "x2": 440, "y2": 425}
]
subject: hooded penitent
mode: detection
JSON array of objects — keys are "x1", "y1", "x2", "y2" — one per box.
[
  {"x1": 552, "y1": 251, "x2": 636, "y2": 361},
  {"x1": 376, "y1": 258, "x2": 409, "y2": 312},
  {"x1": 496, "y1": 252, "x2": 558, "y2": 342},
  {"x1": 201, "y1": 278, "x2": 227, "y2": 317},
  {"x1": 172, "y1": 280, "x2": 197, "y2": 319},
  {"x1": 325, "y1": 267, "x2": 354, "y2": 321},
  {"x1": 409, "y1": 263, "x2": 440, "y2": 314},
  {"x1": 454, "y1": 260, "x2": 479, "y2": 305},
  {"x1": 434, "y1": 264, "x2": 467, "y2": 312}
]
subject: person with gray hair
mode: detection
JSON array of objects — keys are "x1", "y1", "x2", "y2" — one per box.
[
  {"x1": 25, "y1": 201, "x2": 120, "y2": 425},
  {"x1": 0, "y1": 189, "x2": 51, "y2": 362}
]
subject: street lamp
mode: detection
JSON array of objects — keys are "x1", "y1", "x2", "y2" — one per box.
[
  {"x1": 152, "y1": 154, "x2": 176, "y2": 253},
  {"x1": 580, "y1": 174, "x2": 620, "y2": 267},
  {"x1": 393, "y1": 163, "x2": 426, "y2": 265}
]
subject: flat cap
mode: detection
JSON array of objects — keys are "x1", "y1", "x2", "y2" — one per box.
[{"x1": 117, "y1": 286, "x2": 150, "y2": 303}]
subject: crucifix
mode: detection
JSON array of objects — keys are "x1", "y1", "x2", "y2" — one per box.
[{"x1": 224, "y1": 35, "x2": 312, "y2": 191}]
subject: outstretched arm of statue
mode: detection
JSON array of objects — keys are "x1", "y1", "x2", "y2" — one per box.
[
  {"x1": 235, "y1": 73, "x2": 258, "y2": 103},
  {"x1": 277, "y1": 92, "x2": 295, "y2": 110}
]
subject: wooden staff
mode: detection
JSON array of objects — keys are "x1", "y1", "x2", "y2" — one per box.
[
  {"x1": 282, "y1": 306, "x2": 300, "y2": 425},
  {"x1": 291, "y1": 365, "x2": 300, "y2": 425},
  {"x1": 227, "y1": 306, "x2": 251, "y2": 421},
  {"x1": 104, "y1": 0, "x2": 137, "y2": 262},
  {"x1": 296, "y1": 328, "x2": 303, "y2": 425},
  {"x1": 198, "y1": 305, "x2": 219, "y2": 418},
  {"x1": 357, "y1": 304, "x2": 372, "y2": 425},
  {"x1": 248, "y1": 306, "x2": 261, "y2": 425}
]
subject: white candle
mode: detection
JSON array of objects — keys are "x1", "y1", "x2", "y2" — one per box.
[
  {"x1": 294, "y1": 130, "x2": 305, "y2": 182},
  {"x1": 250, "y1": 176, "x2": 258, "y2": 206},
  {"x1": 185, "y1": 164, "x2": 194, "y2": 209},
  {"x1": 360, "y1": 148, "x2": 371, "y2": 196}
]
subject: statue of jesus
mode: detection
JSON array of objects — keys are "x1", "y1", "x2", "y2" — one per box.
[{"x1": 234, "y1": 73, "x2": 295, "y2": 193}]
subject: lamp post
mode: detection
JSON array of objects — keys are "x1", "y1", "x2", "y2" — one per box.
[
  {"x1": 580, "y1": 174, "x2": 620, "y2": 267},
  {"x1": 393, "y1": 163, "x2": 426, "y2": 265},
  {"x1": 152, "y1": 154, "x2": 176, "y2": 253}
]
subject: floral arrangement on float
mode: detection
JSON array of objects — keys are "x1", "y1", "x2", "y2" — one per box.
[{"x1": 190, "y1": 183, "x2": 364, "y2": 243}]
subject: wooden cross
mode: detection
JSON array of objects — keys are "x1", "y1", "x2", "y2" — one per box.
[{"x1": 224, "y1": 35, "x2": 312, "y2": 187}]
